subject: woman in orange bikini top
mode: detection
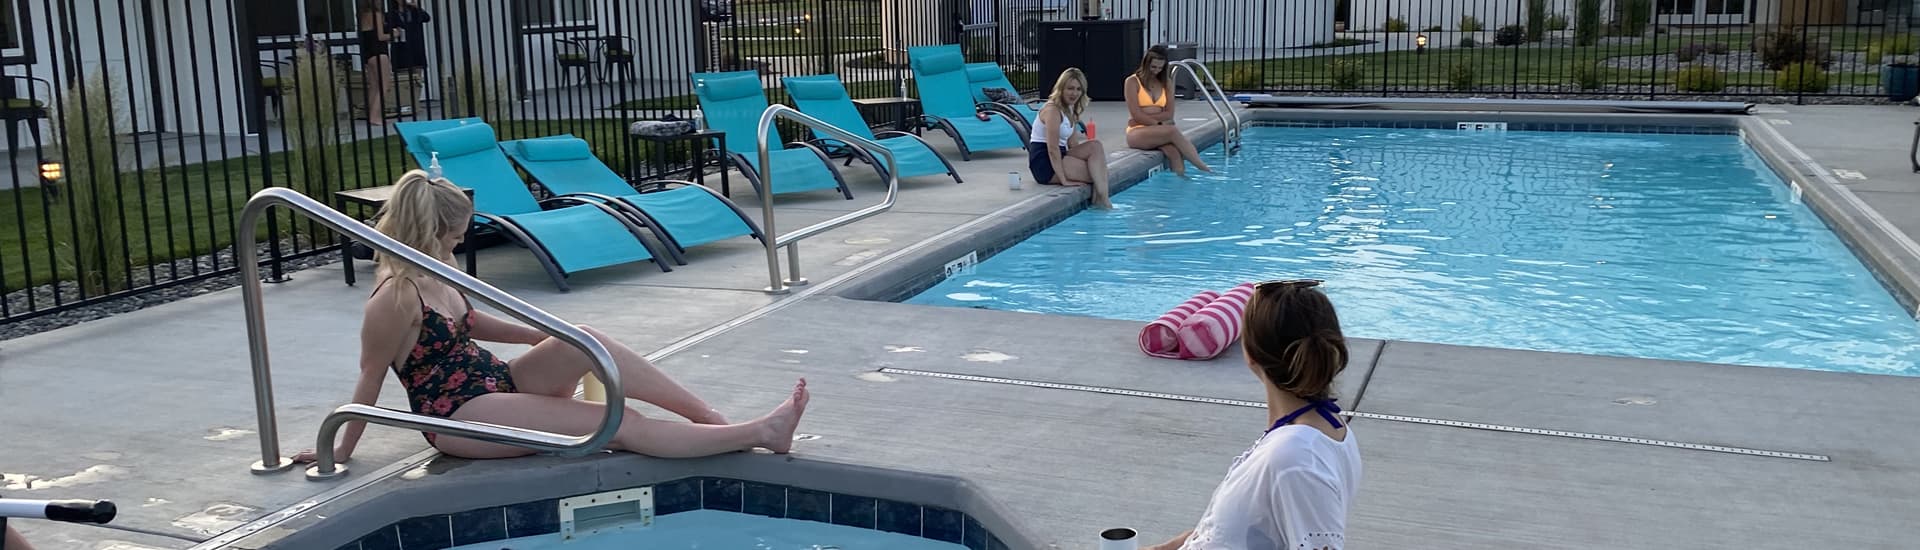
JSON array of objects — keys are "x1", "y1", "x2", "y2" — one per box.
[{"x1": 1123, "y1": 46, "x2": 1212, "y2": 177}]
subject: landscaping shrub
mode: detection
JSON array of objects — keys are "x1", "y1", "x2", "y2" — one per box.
[
  {"x1": 1448, "y1": 61, "x2": 1477, "y2": 91},
  {"x1": 1221, "y1": 65, "x2": 1262, "y2": 90},
  {"x1": 1386, "y1": 17, "x2": 1408, "y2": 32},
  {"x1": 54, "y1": 70, "x2": 127, "y2": 296},
  {"x1": 1673, "y1": 65, "x2": 1726, "y2": 92},
  {"x1": 1758, "y1": 26, "x2": 1827, "y2": 70},
  {"x1": 1329, "y1": 59, "x2": 1366, "y2": 90},
  {"x1": 1614, "y1": 0, "x2": 1651, "y2": 36},
  {"x1": 1868, "y1": 34, "x2": 1916, "y2": 62},
  {"x1": 1775, "y1": 61, "x2": 1829, "y2": 92},
  {"x1": 1675, "y1": 42, "x2": 1711, "y2": 62},
  {"x1": 1547, "y1": 12, "x2": 1569, "y2": 31},
  {"x1": 1571, "y1": 60, "x2": 1605, "y2": 89},
  {"x1": 1494, "y1": 24, "x2": 1526, "y2": 46},
  {"x1": 1526, "y1": 0, "x2": 1548, "y2": 42},
  {"x1": 1459, "y1": 16, "x2": 1484, "y2": 32},
  {"x1": 1460, "y1": 36, "x2": 1478, "y2": 48},
  {"x1": 1423, "y1": 25, "x2": 1443, "y2": 33},
  {"x1": 1575, "y1": 0, "x2": 1603, "y2": 46}
]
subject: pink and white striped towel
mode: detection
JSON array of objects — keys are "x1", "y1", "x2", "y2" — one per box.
[
  {"x1": 1175, "y1": 283, "x2": 1256, "y2": 360},
  {"x1": 1138, "y1": 290, "x2": 1220, "y2": 359}
]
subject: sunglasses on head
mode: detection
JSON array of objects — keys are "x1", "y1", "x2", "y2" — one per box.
[{"x1": 1255, "y1": 278, "x2": 1324, "y2": 291}]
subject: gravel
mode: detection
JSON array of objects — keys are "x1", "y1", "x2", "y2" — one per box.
[{"x1": 0, "y1": 236, "x2": 345, "y2": 342}]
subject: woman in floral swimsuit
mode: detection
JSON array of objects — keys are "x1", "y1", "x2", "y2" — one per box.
[{"x1": 290, "y1": 170, "x2": 809, "y2": 463}]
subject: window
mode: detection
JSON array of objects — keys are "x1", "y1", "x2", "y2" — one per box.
[
  {"x1": 249, "y1": 0, "x2": 359, "y2": 38},
  {"x1": 0, "y1": 0, "x2": 31, "y2": 63},
  {"x1": 514, "y1": 0, "x2": 594, "y2": 29}
]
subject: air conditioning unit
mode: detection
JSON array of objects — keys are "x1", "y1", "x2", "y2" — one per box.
[{"x1": 1000, "y1": 0, "x2": 1068, "y2": 63}]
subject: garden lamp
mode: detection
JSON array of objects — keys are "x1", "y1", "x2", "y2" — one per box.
[
  {"x1": 38, "y1": 161, "x2": 61, "y2": 183},
  {"x1": 1416, "y1": 33, "x2": 1428, "y2": 54}
]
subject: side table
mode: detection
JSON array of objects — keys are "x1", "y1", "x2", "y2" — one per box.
[
  {"x1": 628, "y1": 128, "x2": 730, "y2": 197},
  {"x1": 334, "y1": 184, "x2": 476, "y2": 286},
  {"x1": 852, "y1": 97, "x2": 923, "y2": 135}
]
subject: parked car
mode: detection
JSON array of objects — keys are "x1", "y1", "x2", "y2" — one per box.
[{"x1": 701, "y1": 0, "x2": 732, "y2": 22}]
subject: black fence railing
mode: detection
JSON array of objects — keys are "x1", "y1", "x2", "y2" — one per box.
[{"x1": 1, "y1": 0, "x2": 1914, "y2": 326}]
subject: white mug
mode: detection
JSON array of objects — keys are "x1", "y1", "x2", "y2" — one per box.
[
  {"x1": 1099, "y1": 527, "x2": 1138, "y2": 550},
  {"x1": 1007, "y1": 171, "x2": 1022, "y2": 190}
]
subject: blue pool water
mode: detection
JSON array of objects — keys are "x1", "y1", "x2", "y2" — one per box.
[
  {"x1": 908, "y1": 125, "x2": 1920, "y2": 374},
  {"x1": 449, "y1": 510, "x2": 966, "y2": 549}
]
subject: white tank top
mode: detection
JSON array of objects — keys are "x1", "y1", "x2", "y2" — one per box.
[{"x1": 1029, "y1": 106, "x2": 1076, "y2": 147}]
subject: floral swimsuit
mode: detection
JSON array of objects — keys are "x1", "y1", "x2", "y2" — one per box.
[{"x1": 377, "y1": 278, "x2": 519, "y2": 444}]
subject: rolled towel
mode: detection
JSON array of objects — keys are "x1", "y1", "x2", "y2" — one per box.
[
  {"x1": 1176, "y1": 283, "x2": 1255, "y2": 360},
  {"x1": 630, "y1": 119, "x2": 696, "y2": 137},
  {"x1": 1139, "y1": 290, "x2": 1220, "y2": 359}
]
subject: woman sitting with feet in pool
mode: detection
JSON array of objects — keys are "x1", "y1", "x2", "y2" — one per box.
[
  {"x1": 291, "y1": 170, "x2": 809, "y2": 463},
  {"x1": 1028, "y1": 67, "x2": 1113, "y2": 209},
  {"x1": 1147, "y1": 279, "x2": 1362, "y2": 550},
  {"x1": 1124, "y1": 46, "x2": 1210, "y2": 177}
]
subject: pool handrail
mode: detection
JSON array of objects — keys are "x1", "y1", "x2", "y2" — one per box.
[
  {"x1": 236, "y1": 187, "x2": 625, "y2": 481},
  {"x1": 1169, "y1": 59, "x2": 1243, "y2": 153},
  {"x1": 754, "y1": 104, "x2": 900, "y2": 294}
]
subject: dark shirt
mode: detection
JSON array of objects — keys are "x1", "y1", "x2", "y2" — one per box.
[{"x1": 387, "y1": 4, "x2": 432, "y2": 69}]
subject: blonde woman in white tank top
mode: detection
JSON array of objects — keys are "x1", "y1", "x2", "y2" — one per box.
[{"x1": 1026, "y1": 68, "x2": 1112, "y2": 209}]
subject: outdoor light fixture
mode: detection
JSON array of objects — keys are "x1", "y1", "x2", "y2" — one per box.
[
  {"x1": 38, "y1": 161, "x2": 61, "y2": 183},
  {"x1": 1415, "y1": 33, "x2": 1428, "y2": 54}
]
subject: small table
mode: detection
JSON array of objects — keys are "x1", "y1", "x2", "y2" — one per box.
[
  {"x1": 853, "y1": 97, "x2": 923, "y2": 135},
  {"x1": 628, "y1": 128, "x2": 730, "y2": 197},
  {"x1": 334, "y1": 184, "x2": 477, "y2": 287}
]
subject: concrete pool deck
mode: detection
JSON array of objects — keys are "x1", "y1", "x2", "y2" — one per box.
[{"x1": 2, "y1": 99, "x2": 1918, "y2": 549}]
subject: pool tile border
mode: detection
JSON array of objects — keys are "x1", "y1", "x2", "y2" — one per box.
[
  {"x1": 1251, "y1": 119, "x2": 1738, "y2": 134},
  {"x1": 332, "y1": 476, "x2": 1011, "y2": 550}
]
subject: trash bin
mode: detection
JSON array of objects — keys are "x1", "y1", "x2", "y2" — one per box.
[
  {"x1": 1162, "y1": 42, "x2": 1199, "y2": 98},
  {"x1": 1884, "y1": 63, "x2": 1920, "y2": 102}
]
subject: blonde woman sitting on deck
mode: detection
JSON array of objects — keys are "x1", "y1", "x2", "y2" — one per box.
[
  {"x1": 290, "y1": 170, "x2": 809, "y2": 463},
  {"x1": 1027, "y1": 68, "x2": 1113, "y2": 209},
  {"x1": 1124, "y1": 46, "x2": 1211, "y2": 177}
]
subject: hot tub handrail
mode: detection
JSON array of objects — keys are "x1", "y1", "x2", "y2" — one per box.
[
  {"x1": 1170, "y1": 59, "x2": 1242, "y2": 153},
  {"x1": 755, "y1": 104, "x2": 900, "y2": 295},
  {"x1": 236, "y1": 187, "x2": 624, "y2": 481}
]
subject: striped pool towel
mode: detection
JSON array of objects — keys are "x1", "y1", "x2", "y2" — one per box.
[
  {"x1": 1138, "y1": 290, "x2": 1220, "y2": 359},
  {"x1": 1176, "y1": 282, "x2": 1255, "y2": 360}
]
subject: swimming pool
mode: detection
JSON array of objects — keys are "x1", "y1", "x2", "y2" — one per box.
[
  {"x1": 450, "y1": 509, "x2": 968, "y2": 550},
  {"x1": 907, "y1": 124, "x2": 1920, "y2": 374}
]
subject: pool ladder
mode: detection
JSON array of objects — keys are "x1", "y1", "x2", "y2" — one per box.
[
  {"x1": 750, "y1": 104, "x2": 901, "y2": 295},
  {"x1": 235, "y1": 188, "x2": 627, "y2": 481},
  {"x1": 1169, "y1": 59, "x2": 1243, "y2": 155}
]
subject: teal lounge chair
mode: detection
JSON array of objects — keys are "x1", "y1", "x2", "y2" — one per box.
[
  {"x1": 780, "y1": 74, "x2": 962, "y2": 184},
  {"x1": 907, "y1": 45, "x2": 1026, "y2": 161},
  {"x1": 499, "y1": 135, "x2": 764, "y2": 263},
  {"x1": 689, "y1": 70, "x2": 853, "y2": 200},
  {"x1": 393, "y1": 118, "x2": 673, "y2": 291},
  {"x1": 964, "y1": 62, "x2": 1046, "y2": 137}
]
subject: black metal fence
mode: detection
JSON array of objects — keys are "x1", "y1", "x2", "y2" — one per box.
[{"x1": 1, "y1": 0, "x2": 1915, "y2": 325}]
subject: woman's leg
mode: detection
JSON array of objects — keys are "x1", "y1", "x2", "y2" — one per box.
[
  {"x1": 5, "y1": 525, "x2": 35, "y2": 550},
  {"x1": 1128, "y1": 126, "x2": 1210, "y2": 174},
  {"x1": 507, "y1": 324, "x2": 727, "y2": 424},
  {"x1": 1157, "y1": 144, "x2": 1185, "y2": 176},
  {"x1": 366, "y1": 55, "x2": 390, "y2": 125},
  {"x1": 1067, "y1": 140, "x2": 1112, "y2": 208},
  {"x1": 436, "y1": 379, "x2": 809, "y2": 459}
]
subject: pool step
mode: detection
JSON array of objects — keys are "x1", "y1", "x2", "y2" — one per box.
[{"x1": 560, "y1": 486, "x2": 655, "y2": 540}]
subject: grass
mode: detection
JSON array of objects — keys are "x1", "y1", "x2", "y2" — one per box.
[
  {"x1": 727, "y1": 36, "x2": 882, "y2": 58},
  {"x1": 1219, "y1": 32, "x2": 1886, "y2": 89},
  {"x1": 0, "y1": 119, "x2": 691, "y2": 292}
]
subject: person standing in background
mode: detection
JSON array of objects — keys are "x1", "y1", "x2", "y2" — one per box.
[{"x1": 388, "y1": 0, "x2": 432, "y2": 109}]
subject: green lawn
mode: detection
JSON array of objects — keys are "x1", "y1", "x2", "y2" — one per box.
[
  {"x1": 0, "y1": 119, "x2": 689, "y2": 293},
  {"x1": 1221, "y1": 32, "x2": 1888, "y2": 90},
  {"x1": 727, "y1": 36, "x2": 882, "y2": 58}
]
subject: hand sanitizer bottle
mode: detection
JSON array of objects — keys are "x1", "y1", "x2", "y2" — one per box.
[{"x1": 428, "y1": 151, "x2": 443, "y2": 179}]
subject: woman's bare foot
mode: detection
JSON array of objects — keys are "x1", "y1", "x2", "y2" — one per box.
[{"x1": 758, "y1": 378, "x2": 811, "y2": 454}]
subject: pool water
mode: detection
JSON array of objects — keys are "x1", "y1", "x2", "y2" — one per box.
[
  {"x1": 908, "y1": 125, "x2": 1920, "y2": 374},
  {"x1": 448, "y1": 509, "x2": 966, "y2": 549}
]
